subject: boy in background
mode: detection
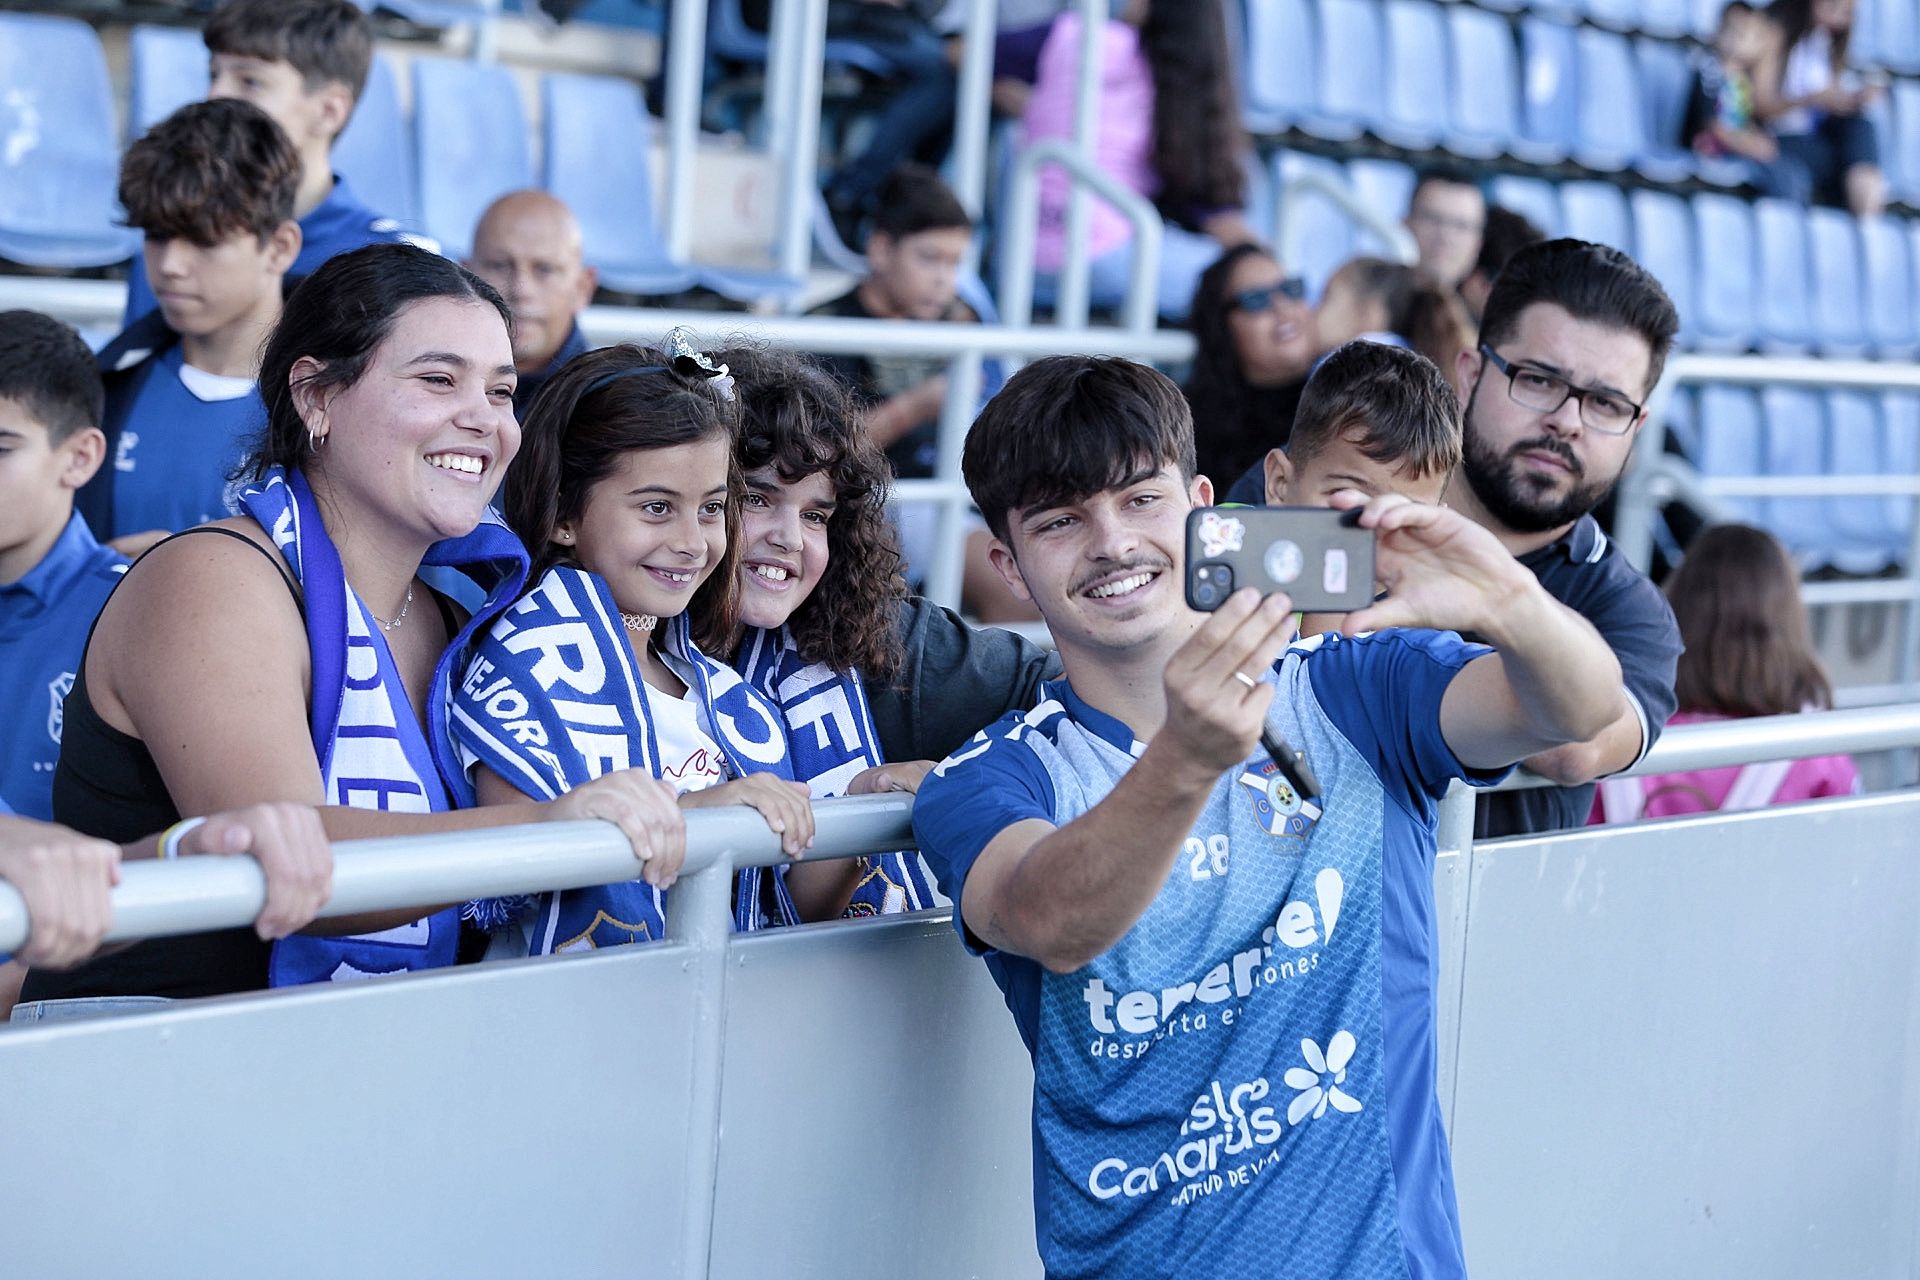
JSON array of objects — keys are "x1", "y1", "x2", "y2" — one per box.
[
  {"x1": 82, "y1": 99, "x2": 300, "y2": 554},
  {"x1": 1685, "y1": 1, "x2": 1812, "y2": 200},
  {"x1": 0, "y1": 312, "x2": 127, "y2": 823},
  {"x1": 121, "y1": 0, "x2": 407, "y2": 326}
]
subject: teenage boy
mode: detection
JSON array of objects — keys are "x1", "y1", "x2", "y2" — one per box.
[
  {"x1": 1447, "y1": 238, "x2": 1684, "y2": 837},
  {"x1": 809, "y1": 163, "x2": 977, "y2": 481},
  {"x1": 464, "y1": 190, "x2": 596, "y2": 418},
  {"x1": 0, "y1": 312, "x2": 126, "y2": 823},
  {"x1": 1405, "y1": 165, "x2": 1487, "y2": 292},
  {"x1": 81, "y1": 99, "x2": 300, "y2": 553},
  {"x1": 912, "y1": 355, "x2": 1621, "y2": 1279},
  {"x1": 121, "y1": 0, "x2": 406, "y2": 327}
]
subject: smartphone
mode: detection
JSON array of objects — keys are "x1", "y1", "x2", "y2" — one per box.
[{"x1": 1185, "y1": 506, "x2": 1376, "y2": 614}]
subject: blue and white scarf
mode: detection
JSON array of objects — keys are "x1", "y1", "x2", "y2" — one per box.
[
  {"x1": 236, "y1": 466, "x2": 529, "y2": 986},
  {"x1": 449, "y1": 565, "x2": 799, "y2": 950},
  {"x1": 734, "y1": 627, "x2": 936, "y2": 916}
]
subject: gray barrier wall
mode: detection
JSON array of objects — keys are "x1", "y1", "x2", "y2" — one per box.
[{"x1": 1, "y1": 792, "x2": 1916, "y2": 1278}]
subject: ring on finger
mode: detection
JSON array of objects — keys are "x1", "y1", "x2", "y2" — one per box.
[{"x1": 1232, "y1": 670, "x2": 1259, "y2": 690}]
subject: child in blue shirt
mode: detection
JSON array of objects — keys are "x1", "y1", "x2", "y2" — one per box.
[
  {"x1": 0, "y1": 311, "x2": 127, "y2": 823},
  {"x1": 911, "y1": 355, "x2": 1625, "y2": 1278},
  {"x1": 81, "y1": 99, "x2": 300, "y2": 555},
  {"x1": 121, "y1": 0, "x2": 410, "y2": 327}
]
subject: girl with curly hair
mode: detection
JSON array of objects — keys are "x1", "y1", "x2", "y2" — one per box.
[{"x1": 709, "y1": 345, "x2": 1060, "y2": 916}]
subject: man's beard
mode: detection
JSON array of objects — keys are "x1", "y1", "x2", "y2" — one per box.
[{"x1": 1459, "y1": 384, "x2": 1622, "y2": 535}]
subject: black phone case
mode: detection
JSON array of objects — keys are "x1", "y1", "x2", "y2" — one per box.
[{"x1": 1185, "y1": 506, "x2": 1377, "y2": 614}]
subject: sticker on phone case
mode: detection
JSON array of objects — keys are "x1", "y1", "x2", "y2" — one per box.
[
  {"x1": 1264, "y1": 538, "x2": 1304, "y2": 585},
  {"x1": 1197, "y1": 511, "x2": 1246, "y2": 558},
  {"x1": 1323, "y1": 548, "x2": 1348, "y2": 596}
]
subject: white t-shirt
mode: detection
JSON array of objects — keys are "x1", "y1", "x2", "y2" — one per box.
[{"x1": 644, "y1": 667, "x2": 726, "y2": 796}]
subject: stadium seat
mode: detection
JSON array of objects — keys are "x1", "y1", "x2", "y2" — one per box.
[
  {"x1": 0, "y1": 14, "x2": 140, "y2": 268},
  {"x1": 1635, "y1": 37, "x2": 1748, "y2": 186},
  {"x1": 1272, "y1": 151, "x2": 1354, "y2": 295},
  {"x1": 1489, "y1": 174, "x2": 1563, "y2": 237},
  {"x1": 1579, "y1": 0, "x2": 1642, "y2": 34},
  {"x1": 1310, "y1": 0, "x2": 1382, "y2": 141},
  {"x1": 413, "y1": 57, "x2": 534, "y2": 261},
  {"x1": 542, "y1": 73, "x2": 698, "y2": 297},
  {"x1": 1824, "y1": 390, "x2": 1898, "y2": 572},
  {"x1": 1859, "y1": 214, "x2": 1918, "y2": 359},
  {"x1": 334, "y1": 55, "x2": 417, "y2": 229},
  {"x1": 1558, "y1": 179, "x2": 1633, "y2": 252},
  {"x1": 1629, "y1": 188, "x2": 1697, "y2": 346},
  {"x1": 1752, "y1": 198, "x2": 1813, "y2": 353},
  {"x1": 1446, "y1": 7, "x2": 1547, "y2": 161},
  {"x1": 1806, "y1": 206, "x2": 1870, "y2": 358},
  {"x1": 1378, "y1": 0, "x2": 1450, "y2": 151},
  {"x1": 1242, "y1": 0, "x2": 1320, "y2": 134},
  {"x1": 1691, "y1": 192, "x2": 1758, "y2": 352},
  {"x1": 1637, "y1": 0, "x2": 1694, "y2": 39},
  {"x1": 1871, "y1": 0, "x2": 1920, "y2": 74},
  {"x1": 129, "y1": 25, "x2": 207, "y2": 139},
  {"x1": 1887, "y1": 81, "x2": 1920, "y2": 204},
  {"x1": 1347, "y1": 157, "x2": 1415, "y2": 258},
  {"x1": 1576, "y1": 29, "x2": 1693, "y2": 179},
  {"x1": 1688, "y1": 0, "x2": 1722, "y2": 39},
  {"x1": 1695, "y1": 384, "x2": 1765, "y2": 523},
  {"x1": 1519, "y1": 19, "x2": 1582, "y2": 162},
  {"x1": 1879, "y1": 391, "x2": 1920, "y2": 566},
  {"x1": 1760, "y1": 386, "x2": 1833, "y2": 566}
]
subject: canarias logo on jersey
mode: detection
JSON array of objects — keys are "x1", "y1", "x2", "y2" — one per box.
[{"x1": 1084, "y1": 868, "x2": 1345, "y2": 1061}]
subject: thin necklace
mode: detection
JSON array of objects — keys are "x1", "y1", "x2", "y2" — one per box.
[
  {"x1": 370, "y1": 582, "x2": 415, "y2": 632},
  {"x1": 621, "y1": 612, "x2": 658, "y2": 633}
]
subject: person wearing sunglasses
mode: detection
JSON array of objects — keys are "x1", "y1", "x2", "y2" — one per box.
[
  {"x1": 1447, "y1": 238, "x2": 1685, "y2": 839},
  {"x1": 1182, "y1": 245, "x2": 1318, "y2": 488}
]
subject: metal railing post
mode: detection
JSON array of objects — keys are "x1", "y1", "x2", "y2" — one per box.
[
  {"x1": 764, "y1": 0, "x2": 803, "y2": 163},
  {"x1": 923, "y1": 351, "x2": 983, "y2": 610},
  {"x1": 1614, "y1": 377, "x2": 1678, "y2": 573},
  {"x1": 775, "y1": 0, "x2": 830, "y2": 295},
  {"x1": 997, "y1": 142, "x2": 1164, "y2": 343},
  {"x1": 665, "y1": 855, "x2": 737, "y2": 1279},
  {"x1": 1056, "y1": 0, "x2": 1109, "y2": 329},
  {"x1": 663, "y1": 0, "x2": 710, "y2": 263},
  {"x1": 1271, "y1": 171, "x2": 1419, "y2": 273},
  {"x1": 951, "y1": 0, "x2": 997, "y2": 274},
  {"x1": 1432, "y1": 782, "x2": 1477, "y2": 1137}
]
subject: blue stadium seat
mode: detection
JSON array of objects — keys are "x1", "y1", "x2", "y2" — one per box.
[
  {"x1": 1242, "y1": 0, "x2": 1320, "y2": 134},
  {"x1": 1347, "y1": 157, "x2": 1415, "y2": 258},
  {"x1": 1576, "y1": 29, "x2": 1693, "y2": 179},
  {"x1": 413, "y1": 57, "x2": 534, "y2": 261},
  {"x1": 1691, "y1": 192, "x2": 1758, "y2": 351},
  {"x1": 1490, "y1": 174, "x2": 1564, "y2": 237},
  {"x1": 1759, "y1": 386, "x2": 1833, "y2": 566},
  {"x1": 1446, "y1": 7, "x2": 1541, "y2": 161},
  {"x1": 1806, "y1": 206, "x2": 1870, "y2": 357},
  {"x1": 1824, "y1": 391, "x2": 1898, "y2": 572},
  {"x1": 1378, "y1": 0, "x2": 1450, "y2": 151},
  {"x1": 1579, "y1": 0, "x2": 1642, "y2": 34},
  {"x1": 1859, "y1": 214, "x2": 1918, "y2": 358},
  {"x1": 1872, "y1": 0, "x2": 1920, "y2": 74},
  {"x1": 1752, "y1": 198, "x2": 1813, "y2": 353},
  {"x1": 1635, "y1": 37, "x2": 1748, "y2": 185},
  {"x1": 542, "y1": 73, "x2": 698, "y2": 297},
  {"x1": 1272, "y1": 151, "x2": 1354, "y2": 295},
  {"x1": 1695, "y1": 385, "x2": 1765, "y2": 523},
  {"x1": 1879, "y1": 391, "x2": 1920, "y2": 566},
  {"x1": 1629, "y1": 188, "x2": 1697, "y2": 346},
  {"x1": 1888, "y1": 81, "x2": 1920, "y2": 203},
  {"x1": 129, "y1": 25, "x2": 206, "y2": 139},
  {"x1": 334, "y1": 55, "x2": 417, "y2": 228},
  {"x1": 1688, "y1": 0, "x2": 1722, "y2": 39},
  {"x1": 0, "y1": 15, "x2": 139, "y2": 268},
  {"x1": 1558, "y1": 179, "x2": 1632, "y2": 252},
  {"x1": 1519, "y1": 19, "x2": 1582, "y2": 162},
  {"x1": 1637, "y1": 0, "x2": 1694, "y2": 39},
  {"x1": 1310, "y1": 0, "x2": 1383, "y2": 141}
]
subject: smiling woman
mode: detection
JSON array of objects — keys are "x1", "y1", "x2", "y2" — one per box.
[{"x1": 20, "y1": 245, "x2": 687, "y2": 1014}]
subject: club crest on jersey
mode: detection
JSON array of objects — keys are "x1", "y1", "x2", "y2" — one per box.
[
  {"x1": 47, "y1": 671, "x2": 75, "y2": 745},
  {"x1": 1238, "y1": 762, "x2": 1318, "y2": 838}
]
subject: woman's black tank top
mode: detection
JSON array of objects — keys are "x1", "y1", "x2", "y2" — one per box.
[{"x1": 23, "y1": 528, "x2": 463, "y2": 1003}]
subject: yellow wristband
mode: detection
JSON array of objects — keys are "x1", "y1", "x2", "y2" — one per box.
[{"x1": 158, "y1": 816, "x2": 208, "y2": 861}]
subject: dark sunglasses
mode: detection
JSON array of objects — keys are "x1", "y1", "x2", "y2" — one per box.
[{"x1": 1229, "y1": 277, "x2": 1307, "y2": 313}]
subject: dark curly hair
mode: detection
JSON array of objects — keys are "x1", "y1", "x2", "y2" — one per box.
[
  {"x1": 714, "y1": 345, "x2": 908, "y2": 685},
  {"x1": 1183, "y1": 242, "x2": 1276, "y2": 483}
]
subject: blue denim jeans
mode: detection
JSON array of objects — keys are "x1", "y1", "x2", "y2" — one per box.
[{"x1": 10, "y1": 995, "x2": 173, "y2": 1024}]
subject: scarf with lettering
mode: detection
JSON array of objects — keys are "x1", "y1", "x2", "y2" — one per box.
[
  {"x1": 236, "y1": 466, "x2": 529, "y2": 986},
  {"x1": 449, "y1": 565, "x2": 799, "y2": 950},
  {"x1": 733, "y1": 626, "x2": 936, "y2": 916}
]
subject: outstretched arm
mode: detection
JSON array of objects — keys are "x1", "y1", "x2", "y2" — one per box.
[
  {"x1": 956, "y1": 590, "x2": 1298, "y2": 973},
  {"x1": 1332, "y1": 492, "x2": 1622, "y2": 771}
]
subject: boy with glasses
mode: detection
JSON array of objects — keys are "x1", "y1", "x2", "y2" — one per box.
[{"x1": 1447, "y1": 238, "x2": 1684, "y2": 837}]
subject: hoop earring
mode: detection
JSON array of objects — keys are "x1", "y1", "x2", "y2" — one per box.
[{"x1": 308, "y1": 427, "x2": 326, "y2": 450}]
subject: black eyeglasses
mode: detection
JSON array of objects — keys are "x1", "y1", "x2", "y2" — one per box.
[
  {"x1": 1229, "y1": 277, "x2": 1307, "y2": 314},
  {"x1": 1478, "y1": 346, "x2": 1644, "y2": 436}
]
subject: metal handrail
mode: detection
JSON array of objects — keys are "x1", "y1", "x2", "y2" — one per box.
[
  {"x1": 4, "y1": 706, "x2": 1916, "y2": 955},
  {"x1": 1272, "y1": 169, "x2": 1418, "y2": 269},
  {"x1": 997, "y1": 140, "x2": 1166, "y2": 336}
]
